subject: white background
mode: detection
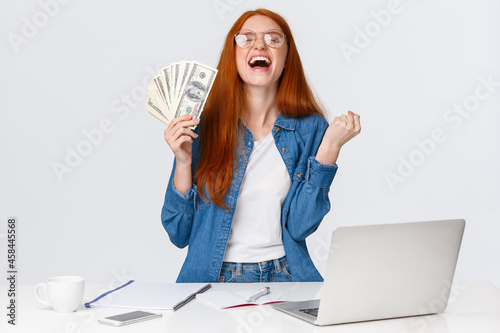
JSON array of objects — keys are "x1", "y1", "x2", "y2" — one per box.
[{"x1": 0, "y1": 0, "x2": 499, "y2": 287}]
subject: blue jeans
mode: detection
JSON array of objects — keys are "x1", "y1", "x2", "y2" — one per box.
[{"x1": 219, "y1": 256, "x2": 292, "y2": 283}]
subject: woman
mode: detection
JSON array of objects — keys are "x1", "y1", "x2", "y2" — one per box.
[{"x1": 162, "y1": 9, "x2": 361, "y2": 283}]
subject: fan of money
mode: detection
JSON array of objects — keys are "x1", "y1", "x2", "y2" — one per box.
[{"x1": 145, "y1": 61, "x2": 218, "y2": 129}]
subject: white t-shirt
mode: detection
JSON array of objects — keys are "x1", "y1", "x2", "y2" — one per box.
[{"x1": 223, "y1": 132, "x2": 291, "y2": 262}]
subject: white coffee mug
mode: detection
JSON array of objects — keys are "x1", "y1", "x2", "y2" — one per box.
[{"x1": 35, "y1": 276, "x2": 85, "y2": 313}]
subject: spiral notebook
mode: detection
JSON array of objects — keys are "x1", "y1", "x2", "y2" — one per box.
[{"x1": 85, "y1": 280, "x2": 211, "y2": 312}]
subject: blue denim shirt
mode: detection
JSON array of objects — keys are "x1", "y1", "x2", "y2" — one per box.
[{"x1": 161, "y1": 113, "x2": 338, "y2": 282}]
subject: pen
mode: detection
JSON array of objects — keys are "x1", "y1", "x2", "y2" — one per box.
[{"x1": 245, "y1": 287, "x2": 270, "y2": 302}]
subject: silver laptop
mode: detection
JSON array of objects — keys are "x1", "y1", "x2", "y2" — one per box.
[{"x1": 272, "y1": 219, "x2": 465, "y2": 326}]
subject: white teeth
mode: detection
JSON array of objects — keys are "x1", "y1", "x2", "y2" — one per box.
[{"x1": 249, "y1": 56, "x2": 271, "y2": 65}]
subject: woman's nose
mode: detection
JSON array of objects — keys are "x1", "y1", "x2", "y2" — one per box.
[{"x1": 253, "y1": 33, "x2": 268, "y2": 49}]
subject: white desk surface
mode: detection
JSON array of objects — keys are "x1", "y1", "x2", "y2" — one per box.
[{"x1": 2, "y1": 281, "x2": 499, "y2": 333}]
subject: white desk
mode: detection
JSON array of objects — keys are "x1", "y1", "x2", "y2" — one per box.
[{"x1": 2, "y1": 281, "x2": 499, "y2": 333}]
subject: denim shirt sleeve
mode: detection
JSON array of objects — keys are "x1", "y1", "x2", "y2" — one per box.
[
  {"x1": 306, "y1": 156, "x2": 337, "y2": 188},
  {"x1": 285, "y1": 157, "x2": 338, "y2": 241},
  {"x1": 161, "y1": 159, "x2": 197, "y2": 249},
  {"x1": 282, "y1": 115, "x2": 338, "y2": 242}
]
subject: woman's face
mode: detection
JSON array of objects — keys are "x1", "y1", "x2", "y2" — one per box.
[{"x1": 235, "y1": 15, "x2": 288, "y2": 90}]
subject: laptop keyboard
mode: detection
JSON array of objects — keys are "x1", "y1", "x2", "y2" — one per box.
[{"x1": 299, "y1": 308, "x2": 319, "y2": 317}]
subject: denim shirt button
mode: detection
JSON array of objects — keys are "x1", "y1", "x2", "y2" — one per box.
[
  {"x1": 275, "y1": 127, "x2": 280, "y2": 132},
  {"x1": 297, "y1": 172, "x2": 303, "y2": 178},
  {"x1": 281, "y1": 148, "x2": 286, "y2": 153}
]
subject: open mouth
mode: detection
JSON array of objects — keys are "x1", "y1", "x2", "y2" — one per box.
[{"x1": 249, "y1": 56, "x2": 271, "y2": 68}]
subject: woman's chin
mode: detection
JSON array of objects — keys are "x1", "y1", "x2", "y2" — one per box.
[{"x1": 242, "y1": 77, "x2": 279, "y2": 89}]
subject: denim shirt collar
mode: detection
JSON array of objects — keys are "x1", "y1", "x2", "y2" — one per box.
[
  {"x1": 275, "y1": 113, "x2": 297, "y2": 131},
  {"x1": 239, "y1": 113, "x2": 296, "y2": 142}
]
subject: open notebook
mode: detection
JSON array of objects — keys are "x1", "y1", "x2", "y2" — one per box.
[
  {"x1": 196, "y1": 288, "x2": 286, "y2": 309},
  {"x1": 85, "y1": 280, "x2": 211, "y2": 312}
]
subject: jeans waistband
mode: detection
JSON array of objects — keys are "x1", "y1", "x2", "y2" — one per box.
[{"x1": 222, "y1": 256, "x2": 287, "y2": 275}]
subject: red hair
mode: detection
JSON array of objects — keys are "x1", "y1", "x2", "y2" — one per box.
[{"x1": 195, "y1": 9, "x2": 326, "y2": 208}]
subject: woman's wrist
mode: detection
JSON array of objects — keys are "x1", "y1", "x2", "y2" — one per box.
[
  {"x1": 175, "y1": 159, "x2": 192, "y2": 169},
  {"x1": 174, "y1": 161, "x2": 193, "y2": 196},
  {"x1": 315, "y1": 142, "x2": 341, "y2": 165}
]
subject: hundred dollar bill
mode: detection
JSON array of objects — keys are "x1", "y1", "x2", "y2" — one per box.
[
  {"x1": 153, "y1": 75, "x2": 170, "y2": 113},
  {"x1": 174, "y1": 61, "x2": 218, "y2": 123},
  {"x1": 161, "y1": 66, "x2": 173, "y2": 112},
  {"x1": 146, "y1": 79, "x2": 169, "y2": 121},
  {"x1": 145, "y1": 60, "x2": 218, "y2": 129},
  {"x1": 176, "y1": 61, "x2": 192, "y2": 109},
  {"x1": 172, "y1": 62, "x2": 180, "y2": 106},
  {"x1": 145, "y1": 97, "x2": 169, "y2": 125}
]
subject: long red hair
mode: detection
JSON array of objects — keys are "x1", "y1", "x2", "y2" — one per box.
[{"x1": 195, "y1": 8, "x2": 326, "y2": 208}]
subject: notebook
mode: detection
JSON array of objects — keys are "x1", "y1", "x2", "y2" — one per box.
[
  {"x1": 196, "y1": 288, "x2": 285, "y2": 309},
  {"x1": 85, "y1": 280, "x2": 211, "y2": 311},
  {"x1": 272, "y1": 219, "x2": 465, "y2": 326}
]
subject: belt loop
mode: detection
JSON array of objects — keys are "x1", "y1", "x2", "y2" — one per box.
[
  {"x1": 274, "y1": 259, "x2": 281, "y2": 272},
  {"x1": 236, "y1": 262, "x2": 242, "y2": 276}
]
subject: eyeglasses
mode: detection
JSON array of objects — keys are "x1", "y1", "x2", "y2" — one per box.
[{"x1": 234, "y1": 29, "x2": 286, "y2": 49}]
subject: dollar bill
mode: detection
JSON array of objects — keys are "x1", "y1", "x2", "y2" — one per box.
[
  {"x1": 172, "y1": 62, "x2": 180, "y2": 106},
  {"x1": 176, "y1": 61, "x2": 192, "y2": 108},
  {"x1": 147, "y1": 79, "x2": 168, "y2": 118},
  {"x1": 145, "y1": 97, "x2": 169, "y2": 125},
  {"x1": 174, "y1": 61, "x2": 217, "y2": 121},
  {"x1": 145, "y1": 60, "x2": 218, "y2": 129},
  {"x1": 161, "y1": 66, "x2": 173, "y2": 110},
  {"x1": 153, "y1": 75, "x2": 169, "y2": 112}
]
